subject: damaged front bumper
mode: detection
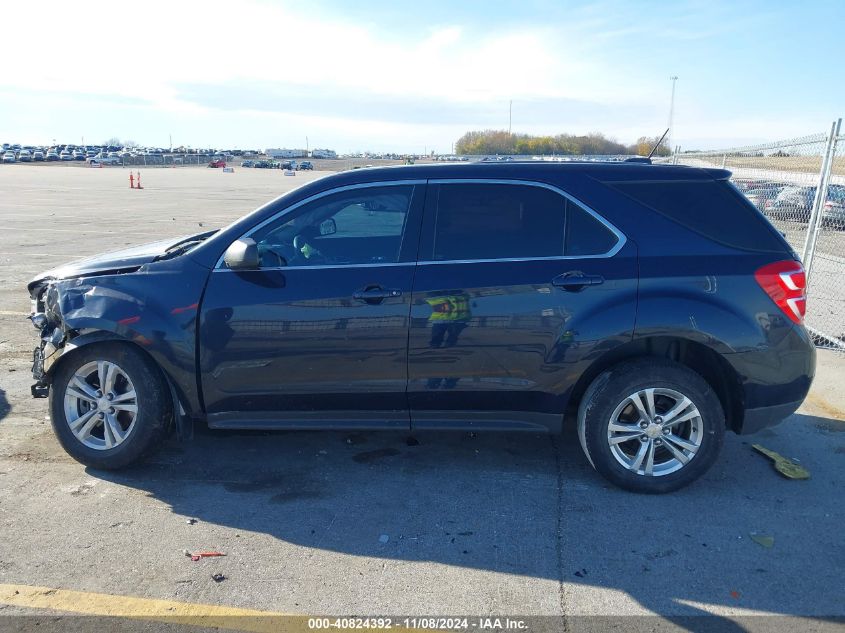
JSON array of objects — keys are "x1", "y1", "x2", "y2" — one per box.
[
  {"x1": 29, "y1": 286, "x2": 69, "y2": 398},
  {"x1": 30, "y1": 328, "x2": 66, "y2": 397},
  {"x1": 31, "y1": 347, "x2": 49, "y2": 397}
]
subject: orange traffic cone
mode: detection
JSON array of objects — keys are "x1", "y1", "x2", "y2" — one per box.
[
  {"x1": 129, "y1": 173, "x2": 134, "y2": 189},
  {"x1": 136, "y1": 171, "x2": 143, "y2": 189}
]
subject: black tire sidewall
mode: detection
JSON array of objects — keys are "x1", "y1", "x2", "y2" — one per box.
[
  {"x1": 49, "y1": 342, "x2": 171, "y2": 469},
  {"x1": 583, "y1": 359, "x2": 725, "y2": 493}
]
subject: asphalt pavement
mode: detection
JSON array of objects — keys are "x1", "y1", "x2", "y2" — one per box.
[{"x1": 0, "y1": 165, "x2": 843, "y2": 632}]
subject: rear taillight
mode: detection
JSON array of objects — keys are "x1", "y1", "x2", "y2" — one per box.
[{"x1": 755, "y1": 260, "x2": 806, "y2": 324}]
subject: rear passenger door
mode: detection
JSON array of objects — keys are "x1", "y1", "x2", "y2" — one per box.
[{"x1": 407, "y1": 180, "x2": 638, "y2": 432}]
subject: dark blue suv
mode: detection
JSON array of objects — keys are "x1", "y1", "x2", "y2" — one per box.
[{"x1": 28, "y1": 162, "x2": 815, "y2": 492}]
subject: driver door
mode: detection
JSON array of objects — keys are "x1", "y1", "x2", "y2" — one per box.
[{"x1": 198, "y1": 183, "x2": 424, "y2": 429}]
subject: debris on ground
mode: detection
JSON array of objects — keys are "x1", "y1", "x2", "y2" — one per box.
[
  {"x1": 752, "y1": 444, "x2": 811, "y2": 479},
  {"x1": 211, "y1": 573, "x2": 226, "y2": 582},
  {"x1": 750, "y1": 533, "x2": 775, "y2": 548},
  {"x1": 378, "y1": 534, "x2": 390, "y2": 544},
  {"x1": 730, "y1": 590, "x2": 741, "y2": 600},
  {"x1": 574, "y1": 568, "x2": 588, "y2": 578},
  {"x1": 184, "y1": 550, "x2": 226, "y2": 561},
  {"x1": 186, "y1": 518, "x2": 198, "y2": 525}
]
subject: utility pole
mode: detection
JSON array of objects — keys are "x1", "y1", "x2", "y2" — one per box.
[
  {"x1": 667, "y1": 76, "x2": 678, "y2": 151},
  {"x1": 169, "y1": 134, "x2": 172, "y2": 151},
  {"x1": 306, "y1": 136, "x2": 309, "y2": 155}
]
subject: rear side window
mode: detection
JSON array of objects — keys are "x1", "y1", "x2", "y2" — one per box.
[
  {"x1": 608, "y1": 180, "x2": 786, "y2": 252},
  {"x1": 566, "y1": 204, "x2": 618, "y2": 256},
  {"x1": 430, "y1": 183, "x2": 619, "y2": 261}
]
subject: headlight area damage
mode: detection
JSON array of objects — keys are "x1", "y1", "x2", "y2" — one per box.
[
  {"x1": 26, "y1": 252, "x2": 210, "y2": 443},
  {"x1": 29, "y1": 273, "x2": 146, "y2": 396},
  {"x1": 27, "y1": 234, "x2": 213, "y2": 401}
]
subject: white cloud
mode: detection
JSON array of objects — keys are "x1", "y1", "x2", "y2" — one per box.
[
  {"x1": 1, "y1": 0, "x2": 646, "y2": 106},
  {"x1": 2, "y1": 0, "x2": 823, "y2": 152}
]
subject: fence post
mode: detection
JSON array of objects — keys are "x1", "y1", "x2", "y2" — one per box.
[
  {"x1": 673, "y1": 146, "x2": 680, "y2": 165},
  {"x1": 802, "y1": 119, "x2": 841, "y2": 279}
]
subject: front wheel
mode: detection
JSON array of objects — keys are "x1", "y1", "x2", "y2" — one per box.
[
  {"x1": 49, "y1": 343, "x2": 171, "y2": 469},
  {"x1": 577, "y1": 358, "x2": 725, "y2": 493}
]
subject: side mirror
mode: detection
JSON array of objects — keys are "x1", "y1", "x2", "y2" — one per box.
[
  {"x1": 223, "y1": 238, "x2": 260, "y2": 270},
  {"x1": 319, "y1": 218, "x2": 337, "y2": 236}
]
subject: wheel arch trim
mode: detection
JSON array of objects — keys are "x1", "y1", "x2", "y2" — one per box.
[
  {"x1": 43, "y1": 331, "x2": 191, "y2": 437},
  {"x1": 566, "y1": 335, "x2": 745, "y2": 433}
]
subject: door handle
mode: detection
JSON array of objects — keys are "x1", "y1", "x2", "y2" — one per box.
[
  {"x1": 352, "y1": 286, "x2": 402, "y2": 304},
  {"x1": 552, "y1": 272, "x2": 605, "y2": 292}
]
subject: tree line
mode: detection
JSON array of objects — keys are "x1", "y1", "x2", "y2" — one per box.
[{"x1": 454, "y1": 130, "x2": 671, "y2": 156}]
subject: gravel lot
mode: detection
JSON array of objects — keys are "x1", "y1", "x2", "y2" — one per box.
[{"x1": 0, "y1": 165, "x2": 843, "y2": 631}]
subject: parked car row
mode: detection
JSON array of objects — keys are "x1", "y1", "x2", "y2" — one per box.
[
  {"x1": 3, "y1": 149, "x2": 50, "y2": 162},
  {"x1": 241, "y1": 159, "x2": 313, "y2": 170},
  {"x1": 2, "y1": 142, "x2": 257, "y2": 165},
  {"x1": 3, "y1": 142, "x2": 328, "y2": 168},
  {"x1": 734, "y1": 178, "x2": 845, "y2": 229},
  {"x1": 1, "y1": 146, "x2": 104, "y2": 163}
]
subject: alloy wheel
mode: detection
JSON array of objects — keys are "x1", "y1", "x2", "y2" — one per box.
[
  {"x1": 63, "y1": 360, "x2": 138, "y2": 450},
  {"x1": 607, "y1": 387, "x2": 703, "y2": 476}
]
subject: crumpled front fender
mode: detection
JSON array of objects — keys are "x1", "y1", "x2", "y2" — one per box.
[{"x1": 34, "y1": 257, "x2": 210, "y2": 416}]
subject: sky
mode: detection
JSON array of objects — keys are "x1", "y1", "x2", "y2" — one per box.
[{"x1": 1, "y1": 0, "x2": 843, "y2": 154}]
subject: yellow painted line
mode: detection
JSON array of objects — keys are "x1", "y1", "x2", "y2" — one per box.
[
  {"x1": 0, "y1": 583, "x2": 302, "y2": 633},
  {"x1": 0, "y1": 583, "x2": 418, "y2": 633}
]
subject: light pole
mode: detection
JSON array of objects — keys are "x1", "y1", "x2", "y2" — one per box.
[
  {"x1": 667, "y1": 76, "x2": 678, "y2": 151},
  {"x1": 508, "y1": 100, "x2": 512, "y2": 136}
]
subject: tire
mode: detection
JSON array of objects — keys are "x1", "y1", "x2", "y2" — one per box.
[
  {"x1": 49, "y1": 342, "x2": 171, "y2": 469},
  {"x1": 577, "y1": 358, "x2": 725, "y2": 493}
]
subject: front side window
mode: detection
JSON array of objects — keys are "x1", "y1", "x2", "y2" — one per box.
[
  {"x1": 429, "y1": 183, "x2": 618, "y2": 261},
  {"x1": 251, "y1": 185, "x2": 413, "y2": 267}
]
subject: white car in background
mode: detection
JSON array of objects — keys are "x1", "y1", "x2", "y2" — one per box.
[
  {"x1": 2, "y1": 151, "x2": 16, "y2": 163},
  {"x1": 88, "y1": 155, "x2": 121, "y2": 166}
]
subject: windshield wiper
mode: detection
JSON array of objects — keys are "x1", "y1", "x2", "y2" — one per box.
[{"x1": 156, "y1": 230, "x2": 218, "y2": 260}]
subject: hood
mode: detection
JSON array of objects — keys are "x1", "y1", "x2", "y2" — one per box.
[{"x1": 28, "y1": 233, "x2": 209, "y2": 297}]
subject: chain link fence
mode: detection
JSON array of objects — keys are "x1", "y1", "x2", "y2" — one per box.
[
  {"x1": 671, "y1": 120, "x2": 845, "y2": 350},
  {"x1": 113, "y1": 153, "x2": 219, "y2": 167}
]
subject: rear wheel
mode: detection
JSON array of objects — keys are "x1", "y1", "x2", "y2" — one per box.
[
  {"x1": 49, "y1": 343, "x2": 171, "y2": 469},
  {"x1": 578, "y1": 358, "x2": 725, "y2": 493}
]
